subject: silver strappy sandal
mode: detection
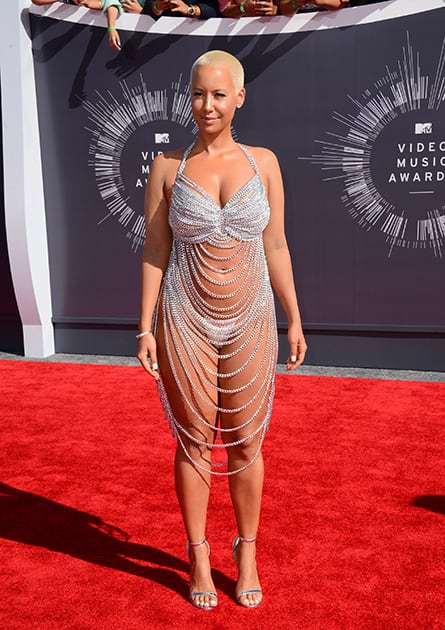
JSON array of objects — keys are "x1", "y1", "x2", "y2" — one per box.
[
  {"x1": 187, "y1": 538, "x2": 218, "y2": 610},
  {"x1": 232, "y1": 535, "x2": 263, "y2": 608}
]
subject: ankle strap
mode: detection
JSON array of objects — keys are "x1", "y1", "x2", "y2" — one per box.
[
  {"x1": 237, "y1": 536, "x2": 256, "y2": 543},
  {"x1": 187, "y1": 537, "x2": 207, "y2": 547}
]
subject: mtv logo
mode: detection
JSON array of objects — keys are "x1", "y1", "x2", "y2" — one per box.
[
  {"x1": 415, "y1": 123, "x2": 433, "y2": 135},
  {"x1": 155, "y1": 133, "x2": 170, "y2": 144}
]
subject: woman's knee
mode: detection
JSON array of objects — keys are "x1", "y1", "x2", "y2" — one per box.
[
  {"x1": 226, "y1": 436, "x2": 262, "y2": 465},
  {"x1": 176, "y1": 433, "x2": 215, "y2": 463}
]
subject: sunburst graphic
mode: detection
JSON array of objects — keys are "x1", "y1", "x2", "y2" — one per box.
[
  {"x1": 83, "y1": 75, "x2": 198, "y2": 252},
  {"x1": 303, "y1": 32, "x2": 445, "y2": 258}
]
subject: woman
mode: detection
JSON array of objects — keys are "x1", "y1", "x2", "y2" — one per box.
[{"x1": 137, "y1": 50, "x2": 307, "y2": 609}]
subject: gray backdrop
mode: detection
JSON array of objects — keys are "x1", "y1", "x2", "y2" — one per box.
[{"x1": 29, "y1": 8, "x2": 445, "y2": 368}]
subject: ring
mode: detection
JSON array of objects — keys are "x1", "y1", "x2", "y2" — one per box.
[
  {"x1": 152, "y1": 362, "x2": 159, "y2": 371},
  {"x1": 290, "y1": 355, "x2": 297, "y2": 362}
]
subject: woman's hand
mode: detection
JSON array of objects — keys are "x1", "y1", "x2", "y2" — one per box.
[
  {"x1": 106, "y1": 6, "x2": 121, "y2": 50},
  {"x1": 108, "y1": 28, "x2": 121, "y2": 51},
  {"x1": 286, "y1": 322, "x2": 307, "y2": 371},
  {"x1": 136, "y1": 333, "x2": 160, "y2": 380},
  {"x1": 122, "y1": 0, "x2": 143, "y2": 13}
]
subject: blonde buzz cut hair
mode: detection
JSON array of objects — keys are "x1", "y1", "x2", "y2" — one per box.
[{"x1": 190, "y1": 50, "x2": 245, "y2": 90}]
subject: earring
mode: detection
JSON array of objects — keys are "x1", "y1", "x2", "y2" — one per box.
[{"x1": 237, "y1": 105, "x2": 242, "y2": 109}]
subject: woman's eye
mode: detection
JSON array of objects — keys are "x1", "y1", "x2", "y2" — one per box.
[{"x1": 215, "y1": 93, "x2": 226, "y2": 98}]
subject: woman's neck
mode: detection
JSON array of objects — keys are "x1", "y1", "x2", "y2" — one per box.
[{"x1": 193, "y1": 129, "x2": 237, "y2": 155}]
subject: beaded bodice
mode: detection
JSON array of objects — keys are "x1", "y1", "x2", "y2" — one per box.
[{"x1": 169, "y1": 143, "x2": 270, "y2": 243}]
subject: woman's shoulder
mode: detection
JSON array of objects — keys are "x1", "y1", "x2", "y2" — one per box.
[
  {"x1": 153, "y1": 148, "x2": 185, "y2": 164},
  {"x1": 240, "y1": 145, "x2": 280, "y2": 171},
  {"x1": 151, "y1": 147, "x2": 188, "y2": 176}
]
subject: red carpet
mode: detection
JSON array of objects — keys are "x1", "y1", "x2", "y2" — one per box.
[{"x1": 1, "y1": 360, "x2": 444, "y2": 629}]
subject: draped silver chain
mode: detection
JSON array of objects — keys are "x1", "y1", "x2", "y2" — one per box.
[{"x1": 155, "y1": 144, "x2": 278, "y2": 476}]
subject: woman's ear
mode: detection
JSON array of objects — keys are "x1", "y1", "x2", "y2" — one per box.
[{"x1": 236, "y1": 87, "x2": 246, "y2": 109}]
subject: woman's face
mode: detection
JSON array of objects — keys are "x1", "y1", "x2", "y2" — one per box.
[{"x1": 191, "y1": 65, "x2": 245, "y2": 134}]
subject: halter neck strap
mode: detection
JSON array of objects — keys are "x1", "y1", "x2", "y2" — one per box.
[{"x1": 177, "y1": 143, "x2": 195, "y2": 175}]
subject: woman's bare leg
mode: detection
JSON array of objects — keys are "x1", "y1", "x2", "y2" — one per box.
[
  {"x1": 174, "y1": 443, "x2": 217, "y2": 608},
  {"x1": 157, "y1": 314, "x2": 219, "y2": 608},
  {"x1": 228, "y1": 453, "x2": 264, "y2": 607},
  {"x1": 220, "y1": 319, "x2": 274, "y2": 607}
]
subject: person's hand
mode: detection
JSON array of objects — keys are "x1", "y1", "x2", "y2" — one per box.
[
  {"x1": 253, "y1": 0, "x2": 277, "y2": 15},
  {"x1": 286, "y1": 322, "x2": 307, "y2": 370},
  {"x1": 74, "y1": 0, "x2": 101, "y2": 7},
  {"x1": 136, "y1": 334, "x2": 160, "y2": 380},
  {"x1": 240, "y1": 0, "x2": 258, "y2": 15},
  {"x1": 122, "y1": 0, "x2": 143, "y2": 13},
  {"x1": 108, "y1": 27, "x2": 121, "y2": 51},
  {"x1": 169, "y1": 0, "x2": 195, "y2": 15},
  {"x1": 151, "y1": 0, "x2": 172, "y2": 14}
]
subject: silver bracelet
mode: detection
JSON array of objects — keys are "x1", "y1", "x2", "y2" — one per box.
[{"x1": 136, "y1": 330, "x2": 153, "y2": 339}]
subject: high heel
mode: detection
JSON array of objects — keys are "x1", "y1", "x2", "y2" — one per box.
[
  {"x1": 187, "y1": 538, "x2": 218, "y2": 610},
  {"x1": 232, "y1": 536, "x2": 263, "y2": 608}
]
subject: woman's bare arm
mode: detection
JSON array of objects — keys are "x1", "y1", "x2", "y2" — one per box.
[
  {"x1": 255, "y1": 148, "x2": 307, "y2": 368},
  {"x1": 136, "y1": 155, "x2": 173, "y2": 377}
]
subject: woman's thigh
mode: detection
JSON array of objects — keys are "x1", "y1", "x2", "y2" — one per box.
[
  {"x1": 156, "y1": 298, "x2": 219, "y2": 443},
  {"x1": 218, "y1": 314, "x2": 277, "y2": 445}
]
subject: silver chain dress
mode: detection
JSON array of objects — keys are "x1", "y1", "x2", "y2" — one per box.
[{"x1": 155, "y1": 143, "x2": 278, "y2": 475}]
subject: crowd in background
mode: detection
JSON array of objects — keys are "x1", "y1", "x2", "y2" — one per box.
[
  {"x1": 31, "y1": 0, "x2": 390, "y2": 18},
  {"x1": 31, "y1": 0, "x2": 390, "y2": 50}
]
